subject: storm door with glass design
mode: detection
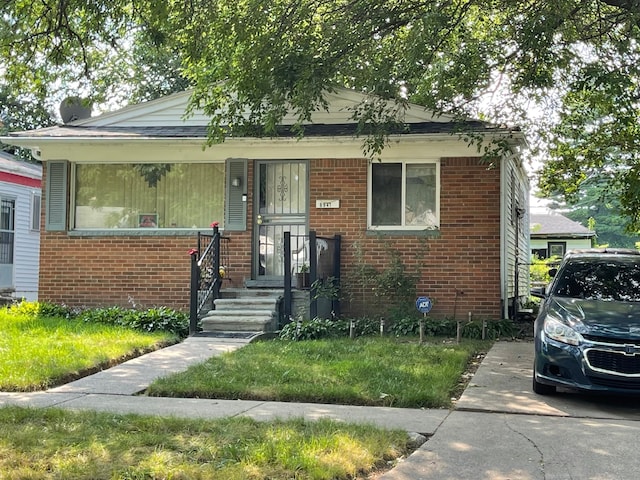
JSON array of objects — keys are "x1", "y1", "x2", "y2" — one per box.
[{"x1": 255, "y1": 161, "x2": 308, "y2": 279}]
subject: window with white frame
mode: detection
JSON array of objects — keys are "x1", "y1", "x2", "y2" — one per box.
[
  {"x1": 0, "y1": 198, "x2": 15, "y2": 265},
  {"x1": 31, "y1": 192, "x2": 41, "y2": 231},
  {"x1": 369, "y1": 160, "x2": 439, "y2": 230},
  {"x1": 73, "y1": 163, "x2": 224, "y2": 229}
]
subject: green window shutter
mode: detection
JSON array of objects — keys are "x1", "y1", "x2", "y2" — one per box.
[
  {"x1": 45, "y1": 161, "x2": 68, "y2": 231},
  {"x1": 225, "y1": 159, "x2": 248, "y2": 231}
]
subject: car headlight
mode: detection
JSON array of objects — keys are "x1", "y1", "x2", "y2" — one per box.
[{"x1": 543, "y1": 316, "x2": 583, "y2": 346}]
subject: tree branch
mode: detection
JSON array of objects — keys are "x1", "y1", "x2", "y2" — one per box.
[{"x1": 598, "y1": 0, "x2": 640, "y2": 12}]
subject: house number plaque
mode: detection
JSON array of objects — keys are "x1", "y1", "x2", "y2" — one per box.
[{"x1": 316, "y1": 199, "x2": 340, "y2": 209}]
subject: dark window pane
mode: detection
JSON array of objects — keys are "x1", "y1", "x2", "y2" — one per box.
[{"x1": 372, "y1": 163, "x2": 401, "y2": 226}]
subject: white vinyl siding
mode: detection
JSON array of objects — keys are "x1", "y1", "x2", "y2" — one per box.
[
  {"x1": 501, "y1": 156, "x2": 530, "y2": 317},
  {"x1": 0, "y1": 184, "x2": 40, "y2": 301}
]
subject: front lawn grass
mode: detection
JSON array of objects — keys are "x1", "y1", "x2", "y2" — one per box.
[
  {"x1": 0, "y1": 309, "x2": 176, "y2": 391},
  {"x1": 147, "y1": 337, "x2": 489, "y2": 408},
  {"x1": 0, "y1": 406, "x2": 410, "y2": 480}
]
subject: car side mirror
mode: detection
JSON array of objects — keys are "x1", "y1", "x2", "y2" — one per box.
[
  {"x1": 548, "y1": 268, "x2": 557, "y2": 278},
  {"x1": 530, "y1": 286, "x2": 546, "y2": 299}
]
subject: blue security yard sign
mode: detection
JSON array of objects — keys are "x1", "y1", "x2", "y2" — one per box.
[{"x1": 416, "y1": 296, "x2": 432, "y2": 314}]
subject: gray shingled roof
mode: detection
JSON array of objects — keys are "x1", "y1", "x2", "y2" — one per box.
[
  {"x1": 530, "y1": 213, "x2": 595, "y2": 238},
  {"x1": 0, "y1": 151, "x2": 42, "y2": 179}
]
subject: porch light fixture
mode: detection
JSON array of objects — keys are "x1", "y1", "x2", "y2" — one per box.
[{"x1": 231, "y1": 177, "x2": 242, "y2": 187}]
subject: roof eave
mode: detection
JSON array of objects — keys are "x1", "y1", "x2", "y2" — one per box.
[{"x1": 531, "y1": 233, "x2": 596, "y2": 239}]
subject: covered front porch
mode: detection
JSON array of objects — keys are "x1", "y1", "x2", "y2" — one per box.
[{"x1": 189, "y1": 227, "x2": 342, "y2": 336}]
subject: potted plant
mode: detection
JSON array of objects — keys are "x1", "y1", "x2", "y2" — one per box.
[
  {"x1": 296, "y1": 263, "x2": 310, "y2": 289},
  {"x1": 311, "y1": 276, "x2": 340, "y2": 319}
]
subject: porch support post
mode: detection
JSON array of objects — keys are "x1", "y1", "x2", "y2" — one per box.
[
  {"x1": 333, "y1": 234, "x2": 342, "y2": 317},
  {"x1": 283, "y1": 231, "x2": 292, "y2": 321},
  {"x1": 309, "y1": 230, "x2": 318, "y2": 319},
  {"x1": 212, "y1": 225, "x2": 221, "y2": 299},
  {"x1": 189, "y1": 251, "x2": 199, "y2": 336}
]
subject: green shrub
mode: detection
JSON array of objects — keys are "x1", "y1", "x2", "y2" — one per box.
[
  {"x1": 279, "y1": 317, "x2": 379, "y2": 340},
  {"x1": 79, "y1": 306, "x2": 189, "y2": 337},
  {"x1": 530, "y1": 255, "x2": 561, "y2": 285},
  {"x1": 282, "y1": 315, "x2": 517, "y2": 341},
  {"x1": 389, "y1": 316, "x2": 457, "y2": 337},
  {"x1": 348, "y1": 241, "x2": 422, "y2": 319},
  {"x1": 6, "y1": 301, "x2": 78, "y2": 319},
  {"x1": 387, "y1": 316, "x2": 421, "y2": 336},
  {"x1": 331, "y1": 317, "x2": 380, "y2": 337},
  {"x1": 5, "y1": 302, "x2": 189, "y2": 338},
  {"x1": 389, "y1": 316, "x2": 516, "y2": 339},
  {"x1": 6, "y1": 300, "x2": 41, "y2": 318},
  {"x1": 279, "y1": 318, "x2": 340, "y2": 340},
  {"x1": 462, "y1": 319, "x2": 516, "y2": 339},
  {"x1": 370, "y1": 250, "x2": 417, "y2": 317}
]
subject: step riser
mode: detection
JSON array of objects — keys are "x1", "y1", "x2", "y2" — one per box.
[
  {"x1": 200, "y1": 288, "x2": 283, "y2": 334},
  {"x1": 214, "y1": 300, "x2": 279, "y2": 310},
  {"x1": 201, "y1": 318, "x2": 276, "y2": 332},
  {"x1": 205, "y1": 311, "x2": 275, "y2": 317},
  {"x1": 220, "y1": 288, "x2": 284, "y2": 299}
]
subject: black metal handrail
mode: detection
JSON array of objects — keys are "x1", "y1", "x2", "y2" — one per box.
[{"x1": 189, "y1": 224, "x2": 228, "y2": 335}]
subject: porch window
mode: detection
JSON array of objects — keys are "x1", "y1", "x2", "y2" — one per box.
[
  {"x1": 369, "y1": 160, "x2": 439, "y2": 230},
  {"x1": 73, "y1": 163, "x2": 224, "y2": 229}
]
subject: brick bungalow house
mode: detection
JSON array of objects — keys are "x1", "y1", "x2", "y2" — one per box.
[{"x1": 1, "y1": 88, "x2": 529, "y2": 325}]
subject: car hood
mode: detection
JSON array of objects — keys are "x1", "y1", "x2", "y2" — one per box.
[{"x1": 547, "y1": 297, "x2": 640, "y2": 339}]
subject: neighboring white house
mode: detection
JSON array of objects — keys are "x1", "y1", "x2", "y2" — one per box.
[
  {"x1": 0, "y1": 151, "x2": 42, "y2": 301},
  {"x1": 530, "y1": 213, "x2": 595, "y2": 259}
]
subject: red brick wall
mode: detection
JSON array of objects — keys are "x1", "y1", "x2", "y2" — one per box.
[
  {"x1": 307, "y1": 157, "x2": 502, "y2": 319},
  {"x1": 39, "y1": 233, "x2": 194, "y2": 308},
  {"x1": 39, "y1": 157, "x2": 502, "y2": 317}
]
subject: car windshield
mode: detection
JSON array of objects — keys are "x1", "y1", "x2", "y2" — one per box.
[{"x1": 552, "y1": 258, "x2": 640, "y2": 302}]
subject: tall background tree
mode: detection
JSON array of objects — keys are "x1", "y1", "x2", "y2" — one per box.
[
  {"x1": 542, "y1": 176, "x2": 640, "y2": 248},
  {"x1": 0, "y1": 1, "x2": 187, "y2": 144},
  {"x1": 2, "y1": 0, "x2": 640, "y2": 227},
  {"x1": 0, "y1": 87, "x2": 55, "y2": 161}
]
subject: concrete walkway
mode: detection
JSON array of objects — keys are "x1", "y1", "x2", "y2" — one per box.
[{"x1": 3, "y1": 338, "x2": 640, "y2": 479}]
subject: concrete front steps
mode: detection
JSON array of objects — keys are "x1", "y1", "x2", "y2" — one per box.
[{"x1": 200, "y1": 288, "x2": 283, "y2": 335}]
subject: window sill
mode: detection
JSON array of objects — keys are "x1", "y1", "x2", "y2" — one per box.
[
  {"x1": 66, "y1": 228, "x2": 218, "y2": 237},
  {"x1": 366, "y1": 228, "x2": 441, "y2": 237}
]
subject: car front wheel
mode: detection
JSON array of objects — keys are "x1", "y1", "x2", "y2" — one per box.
[{"x1": 532, "y1": 373, "x2": 556, "y2": 395}]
